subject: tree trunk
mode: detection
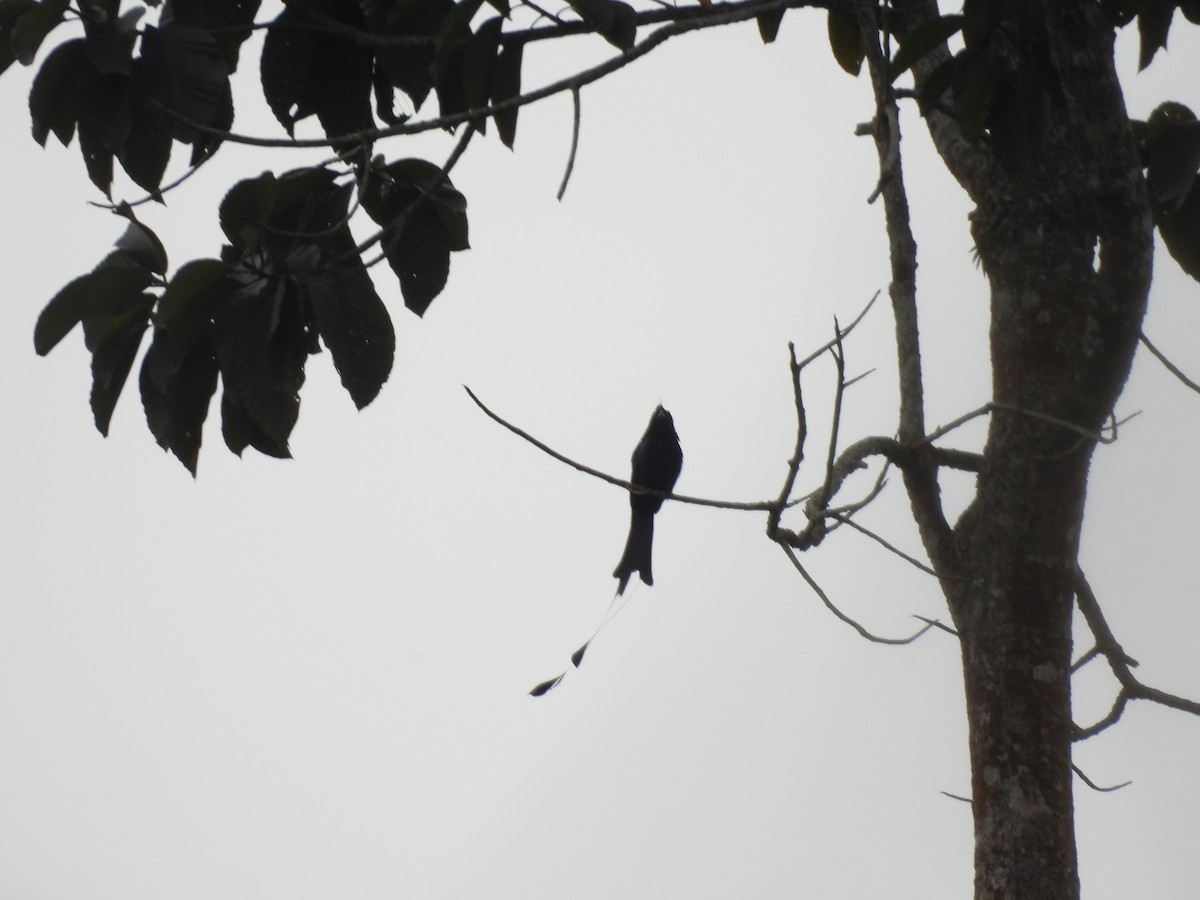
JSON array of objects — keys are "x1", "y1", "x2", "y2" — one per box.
[{"x1": 923, "y1": 5, "x2": 1154, "y2": 899}]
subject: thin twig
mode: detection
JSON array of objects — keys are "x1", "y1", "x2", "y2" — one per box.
[
  {"x1": 794, "y1": 291, "x2": 880, "y2": 370},
  {"x1": 557, "y1": 87, "x2": 581, "y2": 200},
  {"x1": 779, "y1": 545, "x2": 936, "y2": 645},
  {"x1": 464, "y1": 386, "x2": 779, "y2": 511},
  {"x1": 768, "y1": 342, "x2": 809, "y2": 536},
  {"x1": 1072, "y1": 764, "x2": 1132, "y2": 793},
  {"x1": 1140, "y1": 331, "x2": 1200, "y2": 395},
  {"x1": 828, "y1": 512, "x2": 944, "y2": 578},
  {"x1": 1072, "y1": 568, "x2": 1200, "y2": 741}
]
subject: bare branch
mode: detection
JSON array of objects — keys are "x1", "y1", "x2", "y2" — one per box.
[
  {"x1": 463, "y1": 386, "x2": 780, "y2": 511},
  {"x1": 940, "y1": 791, "x2": 973, "y2": 804},
  {"x1": 767, "y1": 342, "x2": 809, "y2": 536},
  {"x1": 828, "y1": 512, "x2": 943, "y2": 578},
  {"x1": 1140, "y1": 331, "x2": 1200, "y2": 396},
  {"x1": 1072, "y1": 569, "x2": 1200, "y2": 741},
  {"x1": 794, "y1": 291, "x2": 880, "y2": 370},
  {"x1": 915, "y1": 615, "x2": 958, "y2": 637},
  {"x1": 779, "y1": 545, "x2": 936, "y2": 645},
  {"x1": 1072, "y1": 764, "x2": 1131, "y2": 794},
  {"x1": 557, "y1": 87, "x2": 582, "y2": 201}
]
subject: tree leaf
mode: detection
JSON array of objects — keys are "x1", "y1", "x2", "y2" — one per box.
[
  {"x1": 826, "y1": 10, "x2": 862, "y2": 75},
  {"x1": 306, "y1": 263, "x2": 395, "y2": 409},
  {"x1": 146, "y1": 258, "x2": 231, "y2": 387},
  {"x1": 10, "y1": 0, "x2": 68, "y2": 66},
  {"x1": 756, "y1": 8, "x2": 784, "y2": 44},
  {"x1": 213, "y1": 281, "x2": 309, "y2": 451},
  {"x1": 28, "y1": 37, "x2": 85, "y2": 146},
  {"x1": 34, "y1": 264, "x2": 154, "y2": 355},
  {"x1": 888, "y1": 13, "x2": 963, "y2": 82},
  {"x1": 1146, "y1": 120, "x2": 1200, "y2": 214},
  {"x1": 114, "y1": 203, "x2": 169, "y2": 275},
  {"x1": 463, "y1": 16, "x2": 504, "y2": 132},
  {"x1": 1157, "y1": 181, "x2": 1200, "y2": 282},
  {"x1": 115, "y1": 57, "x2": 174, "y2": 196},
  {"x1": 1137, "y1": 1, "x2": 1174, "y2": 71},
  {"x1": 388, "y1": 196, "x2": 451, "y2": 317},
  {"x1": 159, "y1": 0, "x2": 262, "y2": 73},
  {"x1": 140, "y1": 335, "x2": 219, "y2": 475},
  {"x1": 82, "y1": 5, "x2": 141, "y2": 74},
  {"x1": 221, "y1": 390, "x2": 291, "y2": 459},
  {"x1": 142, "y1": 23, "x2": 231, "y2": 143},
  {"x1": 260, "y1": 5, "x2": 374, "y2": 148},
  {"x1": 86, "y1": 292, "x2": 155, "y2": 435},
  {"x1": 492, "y1": 41, "x2": 523, "y2": 149},
  {"x1": 0, "y1": 0, "x2": 39, "y2": 74}
]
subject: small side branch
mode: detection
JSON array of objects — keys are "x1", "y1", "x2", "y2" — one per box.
[
  {"x1": 1072, "y1": 568, "x2": 1200, "y2": 741},
  {"x1": 779, "y1": 545, "x2": 937, "y2": 645},
  {"x1": 1140, "y1": 331, "x2": 1200, "y2": 396},
  {"x1": 557, "y1": 87, "x2": 582, "y2": 201},
  {"x1": 1072, "y1": 764, "x2": 1131, "y2": 794},
  {"x1": 464, "y1": 386, "x2": 780, "y2": 511}
]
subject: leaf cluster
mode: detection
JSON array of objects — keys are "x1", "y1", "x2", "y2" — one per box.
[{"x1": 880, "y1": 0, "x2": 1200, "y2": 280}]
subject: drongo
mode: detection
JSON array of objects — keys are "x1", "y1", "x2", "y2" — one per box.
[{"x1": 613, "y1": 405, "x2": 683, "y2": 595}]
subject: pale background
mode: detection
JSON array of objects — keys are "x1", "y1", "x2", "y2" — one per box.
[{"x1": 1, "y1": 8, "x2": 1198, "y2": 899}]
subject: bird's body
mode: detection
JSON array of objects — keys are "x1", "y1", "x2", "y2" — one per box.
[{"x1": 613, "y1": 406, "x2": 683, "y2": 595}]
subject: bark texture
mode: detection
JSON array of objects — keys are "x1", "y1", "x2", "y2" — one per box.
[{"x1": 928, "y1": 6, "x2": 1154, "y2": 899}]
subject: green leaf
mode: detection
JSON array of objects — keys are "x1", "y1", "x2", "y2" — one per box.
[
  {"x1": 28, "y1": 37, "x2": 85, "y2": 146},
  {"x1": 140, "y1": 335, "x2": 219, "y2": 475},
  {"x1": 889, "y1": 13, "x2": 963, "y2": 82},
  {"x1": 213, "y1": 281, "x2": 309, "y2": 451},
  {"x1": 1157, "y1": 182, "x2": 1200, "y2": 282},
  {"x1": 361, "y1": 158, "x2": 470, "y2": 314},
  {"x1": 306, "y1": 264, "x2": 395, "y2": 409},
  {"x1": 159, "y1": 0, "x2": 262, "y2": 73},
  {"x1": 756, "y1": 8, "x2": 785, "y2": 44},
  {"x1": 492, "y1": 41, "x2": 522, "y2": 148},
  {"x1": 10, "y1": 0, "x2": 68, "y2": 66},
  {"x1": 1147, "y1": 120, "x2": 1200, "y2": 213},
  {"x1": 221, "y1": 391, "x2": 290, "y2": 458},
  {"x1": 114, "y1": 203, "x2": 169, "y2": 275},
  {"x1": 601, "y1": 1, "x2": 636, "y2": 50},
  {"x1": 146, "y1": 258, "x2": 231, "y2": 387},
  {"x1": 34, "y1": 265, "x2": 154, "y2": 355},
  {"x1": 82, "y1": 5, "x2": 141, "y2": 74},
  {"x1": 827, "y1": 10, "x2": 862, "y2": 75},
  {"x1": 114, "y1": 57, "x2": 174, "y2": 196},
  {"x1": 372, "y1": 0, "x2": 453, "y2": 111},
  {"x1": 463, "y1": 16, "x2": 503, "y2": 132},
  {"x1": 952, "y1": 43, "x2": 1003, "y2": 142},
  {"x1": 85, "y1": 292, "x2": 155, "y2": 435},
  {"x1": 0, "y1": 0, "x2": 38, "y2": 74},
  {"x1": 389, "y1": 196, "x2": 450, "y2": 317},
  {"x1": 142, "y1": 23, "x2": 231, "y2": 143},
  {"x1": 260, "y1": 5, "x2": 374, "y2": 148},
  {"x1": 566, "y1": 0, "x2": 613, "y2": 34},
  {"x1": 1137, "y1": 1, "x2": 1174, "y2": 70}
]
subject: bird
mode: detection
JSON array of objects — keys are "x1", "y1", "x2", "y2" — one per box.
[{"x1": 613, "y1": 405, "x2": 683, "y2": 595}]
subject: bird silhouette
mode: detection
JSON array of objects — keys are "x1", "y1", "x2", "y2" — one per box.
[{"x1": 613, "y1": 405, "x2": 683, "y2": 595}]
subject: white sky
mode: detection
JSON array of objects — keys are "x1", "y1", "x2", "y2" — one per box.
[{"x1": 2, "y1": 8, "x2": 1199, "y2": 900}]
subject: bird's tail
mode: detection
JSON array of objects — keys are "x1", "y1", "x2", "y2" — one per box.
[{"x1": 612, "y1": 509, "x2": 655, "y2": 595}]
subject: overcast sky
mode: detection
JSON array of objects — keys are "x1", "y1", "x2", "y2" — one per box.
[{"x1": 2, "y1": 7, "x2": 1199, "y2": 900}]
